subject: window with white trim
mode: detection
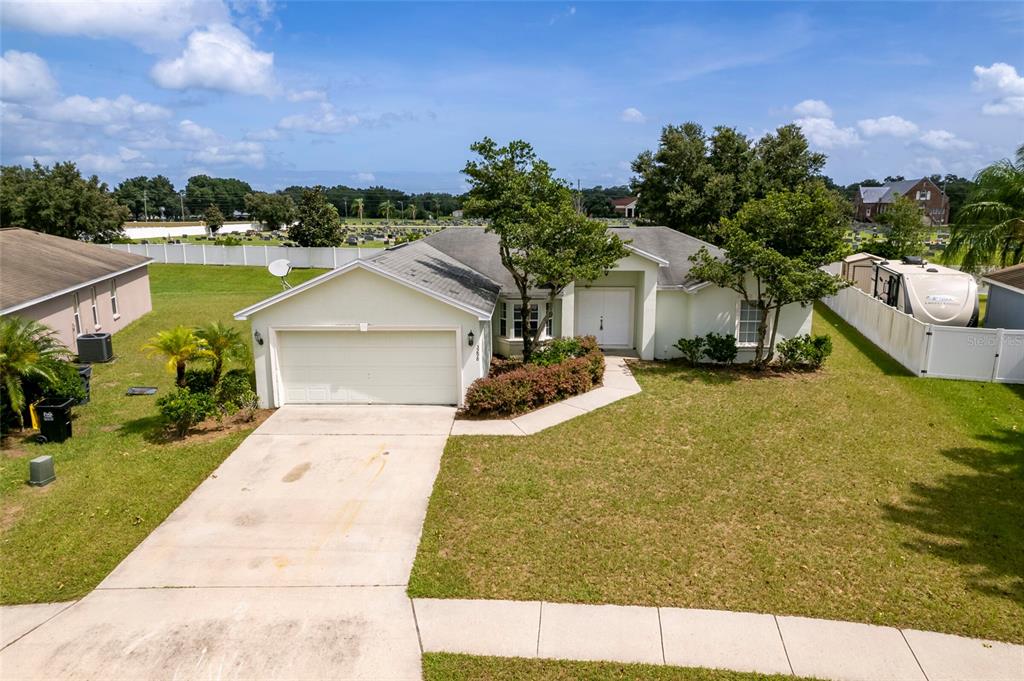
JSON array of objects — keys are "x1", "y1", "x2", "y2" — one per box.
[
  {"x1": 916, "y1": 190, "x2": 931, "y2": 201},
  {"x1": 512, "y1": 303, "x2": 542, "y2": 339},
  {"x1": 72, "y1": 292, "x2": 82, "y2": 335},
  {"x1": 737, "y1": 300, "x2": 764, "y2": 346},
  {"x1": 110, "y1": 279, "x2": 119, "y2": 316},
  {"x1": 499, "y1": 302, "x2": 507, "y2": 337},
  {"x1": 90, "y1": 286, "x2": 100, "y2": 327}
]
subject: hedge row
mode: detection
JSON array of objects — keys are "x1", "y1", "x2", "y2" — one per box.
[{"x1": 462, "y1": 336, "x2": 604, "y2": 417}]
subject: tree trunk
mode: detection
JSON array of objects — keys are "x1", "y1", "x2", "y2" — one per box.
[
  {"x1": 212, "y1": 358, "x2": 223, "y2": 384},
  {"x1": 519, "y1": 291, "x2": 535, "y2": 363},
  {"x1": 176, "y1": 361, "x2": 187, "y2": 388},
  {"x1": 754, "y1": 303, "x2": 771, "y2": 367},
  {"x1": 764, "y1": 305, "x2": 783, "y2": 365}
]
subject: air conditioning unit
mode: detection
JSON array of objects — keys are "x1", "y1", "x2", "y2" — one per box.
[{"x1": 77, "y1": 333, "x2": 113, "y2": 363}]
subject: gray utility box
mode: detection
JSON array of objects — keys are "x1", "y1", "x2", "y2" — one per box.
[
  {"x1": 77, "y1": 333, "x2": 113, "y2": 363},
  {"x1": 29, "y1": 455, "x2": 55, "y2": 486}
]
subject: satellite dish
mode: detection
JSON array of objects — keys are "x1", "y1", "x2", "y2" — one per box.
[{"x1": 268, "y1": 259, "x2": 293, "y2": 289}]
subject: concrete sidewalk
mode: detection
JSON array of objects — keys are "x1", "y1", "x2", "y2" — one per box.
[
  {"x1": 412, "y1": 598, "x2": 1024, "y2": 681},
  {"x1": 450, "y1": 355, "x2": 642, "y2": 436}
]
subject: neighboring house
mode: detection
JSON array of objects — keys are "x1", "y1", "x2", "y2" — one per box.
[
  {"x1": 982, "y1": 264, "x2": 1024, "y2": 329},
  {"x1": 854, "y1": 178, "x2": 950, "y2": 226},
  {"x1": 235, "y1": 226, "x2": 813, "y2": 408},
  {"x1": 0, "y1": 228, "x2": 152, "y2": 349},
  {"x1": 611, "y1": 197, "x2": 638, "y2": 218}
]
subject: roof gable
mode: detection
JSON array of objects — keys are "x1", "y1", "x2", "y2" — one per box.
[{"x1": 983, "y1": 263, "x2": 1024, "y2": 294}]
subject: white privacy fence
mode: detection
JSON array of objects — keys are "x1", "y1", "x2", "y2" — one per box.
[
  {"x1": 821, "y1": 285, "x2": 1024, "y2": 384},
  {"x1": 108, "y1": 243, "x2": 385, "y2": 269}
]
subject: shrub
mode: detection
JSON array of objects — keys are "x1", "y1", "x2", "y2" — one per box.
[
  {"x1": 156, "y1": 388, "x2": 216, "y2": 437},
  {"x1": 531, "y1": 337, "x2": 586, "y2": 366},
  {"x1": 703, "y1": 332, "x2": 738, "y2": 364},
  {"x1": 215, "y1": 368, "x2": 254, "y2": 410},
  {"x1": 490, "y1": 357, "x2": 524, "y2": 376},
  {"x1": 463, "y1": 336, "x2": 604, "y2": 417},
  {"x1": 776, "y1": 334, "x2": 833, "y2": 370},
  {"x1": 674, "y1": 336, "x2": 705, "y2": 366},
  {"x1": 235, "y1": 389, "x2": 260, "y2": 422},
  {"x1": 184, "y1": 367, "x2": 216, "y2": 394}
]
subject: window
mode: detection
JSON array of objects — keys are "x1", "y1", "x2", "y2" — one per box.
[
  {"x1": 512, "y1": 303, "x2": 540, "y2": 339},
  {"x1": 110, "y1": 279, "x2": 119, "y2": 317},
  {"x1": 72, "y1": 292, "x2": 82, "y2": 335},
  {"x1": 737, "y1": 300, "x2": 763, "y2": 346},
  {"x1": 499, "y1": 302, "x2": 507, "y2": 337},
  {"x1": 916, "y1": 190, "x2": 931, "y2": 201},
  {"x1": 90, "y1": 286, "x2": 99, "y2": 327}
]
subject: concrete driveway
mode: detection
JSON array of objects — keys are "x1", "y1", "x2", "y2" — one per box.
[{"x1": 1, "y1": 405, "x2": 454, "y2": 680}]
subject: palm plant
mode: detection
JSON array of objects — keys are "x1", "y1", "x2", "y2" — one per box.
[
  {"x1": 946, "y1": 143, "x2": 1024, "y2": 272},
  {"x1": 352, "y1": 197, "x2": 365, "y2": 223},
  {"x1": 379, "y1": 200, "x2": 394, "y2": 222},
  {"x1": 0, "y1": 317, "x2": 71, "y2": 428},
  {"x1": 195, "y1": 321, "x2": 246, "y2": 383},
  {"x1": 142, "y1": 326, "x2": 212, "y2": 387}
]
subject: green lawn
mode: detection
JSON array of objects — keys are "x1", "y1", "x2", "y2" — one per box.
[
  {"x1": 423, "y1": 654, "x2": 811, "y2": 681},
  {"x1": 0, "y1": 264, "x2": 324, "y2": 604},
  {"x1": 410, "y1": 303, "x2": 1024, "y2": 644}
]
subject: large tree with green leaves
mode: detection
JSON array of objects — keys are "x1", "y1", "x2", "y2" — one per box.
[
  {"x1": 113, "y1": 175, "x2": 180, "y2": 220},
  {"x1": 0, "y1": 161, "x2": 129, "y2": 242},
  {"x1": 946, "y1": 143, "x2": 1024, "y2": 272},
  {"x1": 290, "y1": 185, "x2": 343, "y2": 247},
  {"x1": 184, "y1": 175, "x2": 252, "y2": 216},
  {"x1": 689, "y1": 185, "x2": 849, "y2": 366},
  {"x1": 244, "y1": 192, "x2": 296, "y2": 231},
  {"x1": 463, "y1": 138, "x2": 629, "y2": 362},
  {"x1": 865, "y1": 195, "x2": 926, "y2": 259},
  {"x1": 203, "y1": 205, "x2": 225, "y2": 235},
  {"x1": 630, "y1": 123, "x2": 825, "y2": 242}
]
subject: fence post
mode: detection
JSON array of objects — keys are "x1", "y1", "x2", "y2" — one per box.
[
  {"x1": 242, "y1": 245, "x2": 247, "y2": 266},
  {"x1": 333, "y1": 247, "x2": 337, "y2": 269},
  {"x1": 991, "y1": 328, "x2": 1004, "y2": 382},
  {"x1": 264, "y1": 245, "x2": 269, "y2": 266},
  {"x1": 921, "y1": 324, "x2": 934, "y2": 377}
]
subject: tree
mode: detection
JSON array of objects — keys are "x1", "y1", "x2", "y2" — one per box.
[
  {"x1": 184, "y1": 175, "x2": 253, "y2": 216},
  {"x1": 0, "y1": 161, "x2": 128, "y2": 242},
  {"x1": 378, "y1": 200, "x2": 394, "y2": 221},
  {"x1": 463, "y1": 137, "x2": 629, "y2": 362},
  {"x1": 630, "y1": 123, "x2": 824, "y2": 242},
  {"x1": 352, "y1": 197, "x2": 365, "y2": 222},
  {"x1": 194, "y1": 322, "x2": 246, "y2": 384},
  {"x1": 946, "y1": 144, "x2": 1024, "y2": 272},
  {"x1": 244, "y1": 192, "x2": 296, "y2": 231},
  {"x1": 689, "y1": 187, "x2": 849, "y2": 366},
  {"x1": 290, "y1": 185, "x2": 343, "y2": 247},
  {"x1": 142, "y1": 326, "x2": 212, "y2": 388},
  {"x1": 203, "y1": 204, "x2": 225, "y2": 235},
  {"x1": 114, "y1": 175, "x2": 180, "y2": 220},
  {"x1": 865, "y1": 195, "x2": 926, "y2": 259},
  {"x1": 0, "y1": 317, "x2": 71, "y2": 429}
]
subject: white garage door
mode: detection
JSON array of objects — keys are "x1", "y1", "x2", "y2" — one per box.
[{"x1": 277, "y1": 330, "x2": 459, "y2": 405}]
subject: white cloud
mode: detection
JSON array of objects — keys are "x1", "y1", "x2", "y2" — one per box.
[
  {"x1": 1, "y1": 0, "x2": 230, "y2": 51},
  {"x1": 857, "y1": 115, "x2": 918, "y2": 137},
  {"x1": 278, "y1": 103, "x2": 360, "y2": 134},
  {"x1": 245, "y1": 128, "x2": 280, "y2": 141},
  {"x1": 918, "y1": 129, "x2": 974, "y2": 151},
  {"x1": 76, "y1": 147, "x2": 149, "y2": 174},
  {"x1": 354, "y1": 172, "x2": 376, "y2": 183},
  {"x1": 620, "y1": 107, "x2": 646, "y2": 124},
  {"x1": 287, "y1": 89, "x2": 327, "y2": 103},
  {"x1": 792, "y1": 99, "x2": 832, "y2": 118},
  {"x1": 0, "y1": 50, "x2": 58, "y2": 102},
  {"x1": 41, "y1": 95, "x2": 171, "y2": 125},
  {"x1": 795, "y1": 116, "x2": 860, "y2": 149},
  {"x1": 151, "y1": 23, "x2": 276, "y2": 96},
  {"x1": 177, "y1": 118, "x2": 264, "y2": 167},
  {"x1": 973, "y1": 62, "x2": 1024, "y2": 116}
]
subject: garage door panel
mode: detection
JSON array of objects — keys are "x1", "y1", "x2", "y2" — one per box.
[{"x1": 277, "y1": 330, "x2": 458, "y2": 405}]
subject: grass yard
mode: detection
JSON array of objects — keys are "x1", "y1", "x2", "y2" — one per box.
[
  {"x1": 0, "y1": 264, "x2": 324, "y2": 604},
  {"x1": 409, "y1": 303, "x2": 1024, "y2": 644},
  {"x1": 422, "y1": 654, "x2": 810, "y2": 681}
]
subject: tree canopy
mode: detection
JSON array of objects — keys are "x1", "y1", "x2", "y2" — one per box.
[
  {"x1": 113, "y1": 175, "x2": 181, "y2": 220},
  {"x1": 463, "y1": 137, "x2": 629, "y2": 362},
  {"x1": 184, "y1": 175, "x2": 253, "y2": 217},
  {"x1": 0, "y1": 161, "x2": 128, "y2": 242},
  {"x1": 864, "y1": 195, "x2": 926, "y2": 259},
  {"x1": 244, "y1": 191, "x2": 296, "y2": 231},
  {"x1": 290, "y1": 185, "x2": 343, "y2": 247}
]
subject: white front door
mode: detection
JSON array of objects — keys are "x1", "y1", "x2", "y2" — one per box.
[{"x1": 576, "y1": 289, "x2": 633, "y2": 348}]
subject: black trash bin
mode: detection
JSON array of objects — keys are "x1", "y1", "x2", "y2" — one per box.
[
  {"x1": 75, "y1": 364, "x2": 92, "y2": 404},
  {"x1": 36, "y1": 398, "x2": 74, "y2": 443}
]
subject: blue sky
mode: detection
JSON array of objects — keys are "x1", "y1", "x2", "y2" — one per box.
[{"x1": 1, "y1": 1, "x2": 1022, "y2": 193}]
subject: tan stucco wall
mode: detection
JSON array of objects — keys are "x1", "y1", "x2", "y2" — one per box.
[
  {"x1": 13, "y1": 266, "x2": 152, "y2": 351},
  {"x1": 245, "y1": 267, "x2": 487, "y2": 407}
]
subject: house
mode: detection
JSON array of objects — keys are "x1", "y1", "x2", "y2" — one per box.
[
  {"x1": 854, "y1": 178, "x2": 950, "y2": 226},
  {"x1": 611, "y1": 197, "x2": 638, "y2": 218},
  {"x1": 982, "y1": 264, "x2": 1024, "y2": 329},
  {"x1": 0, "y1": 228, "x2": 153, "y2": 349},
  {"x1": 234, "y1": 226, "x2": 813, "y2": 408}
]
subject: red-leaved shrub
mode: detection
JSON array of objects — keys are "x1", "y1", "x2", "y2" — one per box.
[{"x1": 462, "y1": 336, "x2": 604, "y2": 417}]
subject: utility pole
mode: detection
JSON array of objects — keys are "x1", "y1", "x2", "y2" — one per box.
[
  {"x1": 179, "y1": 191, "x2": 185, "y2": 220},
  {"x1": 573, "y1": 179, "x2": 584, "y2": 215}
]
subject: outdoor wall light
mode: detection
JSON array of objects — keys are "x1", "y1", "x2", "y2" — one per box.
[
  {"x1": 467, "y1": 330, "x2": 475, "y2": 347},
  {"x1": 254, "y1": 330, "x2": 264, "y2": 346}
]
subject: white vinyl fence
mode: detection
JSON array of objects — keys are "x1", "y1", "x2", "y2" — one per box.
[
  {"x1": 108, "y1": 243, "x2": 385, "y2": 269},
  {"x1": 821, "y1": 285, "x2": 1024, "y2": 384}
]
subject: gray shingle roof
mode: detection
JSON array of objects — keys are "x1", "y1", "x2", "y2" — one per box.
[
  {"x1": 860, "y1": 179, "x2": 930, "y2": 205},
  {"x1": 0, "y1": 228, "x2": 151, "y2": 312},
  {"x1": 859, "y1": 186, "x2": 889, "y2": 203},
  {"x1": 368, "y1": 240, "x2": 500, "y2": 314}
]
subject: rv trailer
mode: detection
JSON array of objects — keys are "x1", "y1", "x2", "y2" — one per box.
[{"x1": 872, "y1": 256, "x2": 979, "y2": 326}]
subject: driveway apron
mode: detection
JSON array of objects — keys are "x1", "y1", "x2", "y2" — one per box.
[{"x1": 1, "y1": 405, "x2": 454, "y2": 680}]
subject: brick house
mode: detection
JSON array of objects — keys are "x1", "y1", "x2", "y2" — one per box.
[{"x1": 854, "y1": 178, "x2": 950, "y2": 226}]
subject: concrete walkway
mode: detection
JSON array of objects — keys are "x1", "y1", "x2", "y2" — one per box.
[
  {"x1": 450, "y1": 355, "x2": 641, "y2": 436},
  {"x1": 412, "y1": 598, "x2": 1024, "y2": 681},
  {"x1": 1, "y1": 406, "x2": 455, "y2": 680}
]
